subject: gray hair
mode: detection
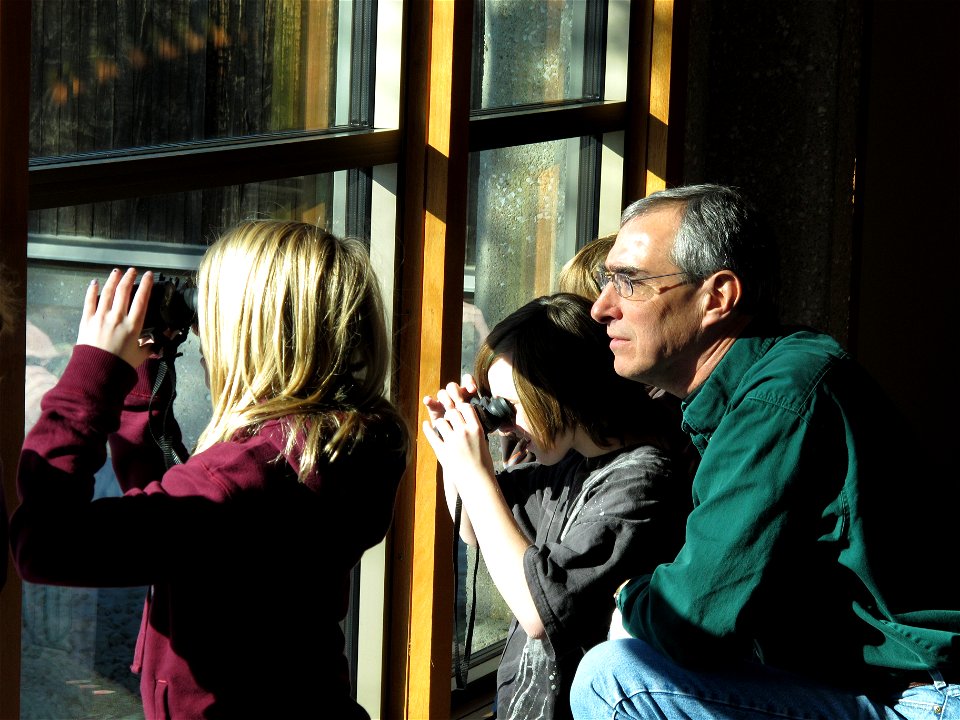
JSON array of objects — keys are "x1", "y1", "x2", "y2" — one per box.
[{"x1": 620, "y1": 184, "x2": 779, "y2": 317}]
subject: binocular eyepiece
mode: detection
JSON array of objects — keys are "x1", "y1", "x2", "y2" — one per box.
[{"x1": 470, "y1": 395, "x2": 516, "y2": 434}]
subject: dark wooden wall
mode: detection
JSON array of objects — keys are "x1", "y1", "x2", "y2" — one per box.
[{"x1": 676, "y1": 0, "x2": 958, "y2": 468}]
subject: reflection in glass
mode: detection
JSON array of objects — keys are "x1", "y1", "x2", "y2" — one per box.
[{"x1": 31, "y1": 0, "x2": 357, "y2": 158}]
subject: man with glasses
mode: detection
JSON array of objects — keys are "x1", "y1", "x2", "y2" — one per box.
[{"x1": 570, "y1": 184, "x2": 959, "y2": 719}]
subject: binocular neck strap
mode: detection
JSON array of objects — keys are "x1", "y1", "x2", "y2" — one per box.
[
  {"x1": 150, "y1": 355, "x2": 187, "y2": 469},
  {"x1": 453, "y1": 495, "x2": 480, "y2": 691}
]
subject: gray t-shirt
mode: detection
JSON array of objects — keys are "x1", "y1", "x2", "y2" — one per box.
[{"x1": 494, "y1": 444, "x2": 690, "y2": 720}]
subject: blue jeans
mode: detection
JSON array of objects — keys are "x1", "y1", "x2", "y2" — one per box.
[{"x1": 570, "y1": 638, "x2": 960, "y2": 720}]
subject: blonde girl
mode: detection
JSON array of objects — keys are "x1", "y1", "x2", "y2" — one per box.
[{"x1": 12, "y1": 221, "x2": 409, "y2": 720}]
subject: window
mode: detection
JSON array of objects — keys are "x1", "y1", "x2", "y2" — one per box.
[
  {"x1": 448, "y1": 0, "x2": 635, "y2": 695},
  {"x1": 31, "y1": 0, "x2": 359, "y2": 154},
  {"x1": 0, "y1": 1, "x2": 677, "y2": 718},
  {"x1": 471, "y1": 0, "x2": 605, "y2": 111},
  {"x1": 16, "y1": 1, "x2": 397, "y2": 717}
]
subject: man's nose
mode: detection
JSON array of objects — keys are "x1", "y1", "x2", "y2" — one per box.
[{"x1": 591, "y1": 282, "x2": 620, "y2": 323}]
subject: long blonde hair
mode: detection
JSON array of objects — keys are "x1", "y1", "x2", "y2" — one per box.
[{"x1": 193, "y1": 220, "x2": 406, "y2": 478}]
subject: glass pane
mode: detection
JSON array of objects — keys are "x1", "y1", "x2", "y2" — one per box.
[
  {"x1": 459, "y1": 139, "x2": 583, "y2": 663},
  {"x1": 467, "y1": 140, "x2": 580, "y2": 330},
  {"x1": 21, "y1": 174, "x2": 355, "y2": 719},
  {"x1": 28, "y1": 173, "x2": 341, "y2": 250},
  {"x1": 31, "y1": 0, "x2": 355, "y2": 159},
  {"x1": 472, "y1": 0, "x2": 597, "y2": 111}
]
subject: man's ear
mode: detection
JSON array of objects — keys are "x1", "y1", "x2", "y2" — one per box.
[{"x1": 699, "y1": 270, "x2": 742, "y2": 326}]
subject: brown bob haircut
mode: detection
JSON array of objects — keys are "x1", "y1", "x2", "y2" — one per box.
[{"x1": 473, "y1": 293, "x2": 670, "y2": 452}]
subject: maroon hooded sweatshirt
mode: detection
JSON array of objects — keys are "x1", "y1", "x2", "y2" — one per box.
[{"x1": 11, "y1": 345, "x2": 408, "y2": 719}]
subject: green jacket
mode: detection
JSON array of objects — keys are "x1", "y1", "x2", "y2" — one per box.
[{"x1": 617, "y1": 322, "x2": 959, "y2": 689}]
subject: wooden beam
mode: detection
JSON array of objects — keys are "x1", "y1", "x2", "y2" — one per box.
[
  {"x1": 623, "y1": 0, "x2": 688, "y2": 203},
  {"x1": 29, "y1": 129, "x2": 401, "y2": 210},
  {"x1": 645, "y1": 0, "x2": 675, "y2": 194},
  {"x1": 0, "y1": 0, "x2": 29, "y2": 717},
  {"x1": 388, "y1": 1, "x2": 473, "y2": 718},
  {"x1": 623, "y1": 0, "x2": 655, "y2": 203}
]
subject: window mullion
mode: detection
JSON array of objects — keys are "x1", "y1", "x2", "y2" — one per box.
[
  {"x1": 388, "y1": 0, "x2": 474, "y2": 718},
  {"x1": 27, "y1": 130, "x2": 401, "y2": 210}
]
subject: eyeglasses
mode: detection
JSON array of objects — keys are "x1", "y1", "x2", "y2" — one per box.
[{"x1": 594, "y1": 267, "x2": 689, "y2": 300}]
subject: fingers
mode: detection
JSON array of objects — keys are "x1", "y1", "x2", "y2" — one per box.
[
  {"x1": 422, "y1": 412, "x2": 480, "y2": 459},
  {"x1": 110, "y1": 267, "x2": 138, "y2": 315},
  {"x1": 101, "y1": 267, "x2": 151, "y2": 331},
  {"x1": 423, "y1": 379, "x2": 483, "y2": 439},
  {"x1": 423, "y1": 382, "x2": 472, "y2": 418},
  {"x1": 82, "y1": 278, "x2": 99, "y2": 320},
  {"x1": 423, "y1": 394, "x2": 445, "y2": 422},
  {"x1": 76, "y1": 267, "x2": 154, "y2": 368},
  {"x1": 422, "y1": 395, "x2": 458, "y2": 442},
  {"x1": 445, "y1": 381, "x2": 473, "y2": 403},
  {"x1": 422, "y1": 420, "x2": 443, "y2": 453},
  {"x1": 444, "y1": 402, "x2": 483, "y2": 436},
  {"x1": 128, "y1": 269, "x2": 153, "y2": 323},
  {"x1": 98, "y1": 267, "x2": 122, "y2": 312},
  {"x1": 421, "y1": 399, "x2": 479, "y2": 438},
  {"x1": 88, "y1": 267, "x2": 138, "y2": 316},
  {"x1": 461, "y1": 374, "x2": 478, "y2": 393}
]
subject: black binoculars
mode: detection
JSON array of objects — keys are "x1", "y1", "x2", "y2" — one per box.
[
  {"x1": 470, "y1": 395, "x2": 516, "y2": 434},
  {"x1": 134, "y1": 273, "x2": 198, "y2": 348}
]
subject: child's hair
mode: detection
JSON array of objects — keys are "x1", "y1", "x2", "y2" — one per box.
[
  {"x1": 193, "y1": 220, "x2": 407, "y2": 478},
  {"x1": 473, "y1": 293, "x2": 669, "y2": 452},
  {"x1": 557, "y1": 234, "x2": 616, "y2": 300}
]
